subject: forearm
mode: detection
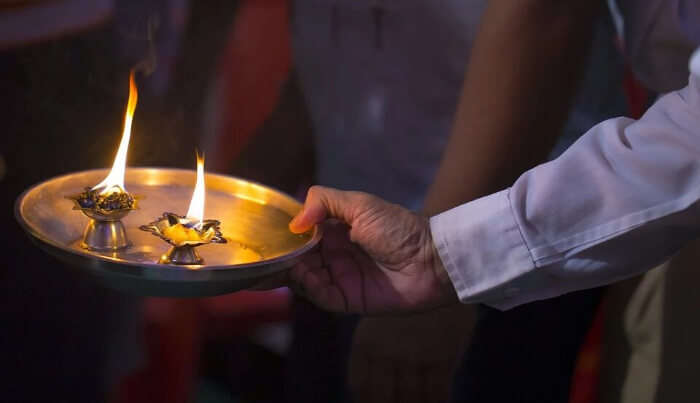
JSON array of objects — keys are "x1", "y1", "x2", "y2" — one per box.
[
  {"x1": 431, "y1": 75, "x2": 700, "y2": 309},
  {"x1": 424, "y1": 0, "x2": 602, "y2": 215}
]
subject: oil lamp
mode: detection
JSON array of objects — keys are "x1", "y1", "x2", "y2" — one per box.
[
  {"x1": 140, "y1": 152, "x2": 226, "y2": 265},
  {"x1": 67, "y1": 71, "x2": 140, "y2": 251}
]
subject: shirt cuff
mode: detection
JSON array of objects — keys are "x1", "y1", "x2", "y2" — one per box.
[{"x1": 429, "y1": 188, "x2": 536, "y2": 308}]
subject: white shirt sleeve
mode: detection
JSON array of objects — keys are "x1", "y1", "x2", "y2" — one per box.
[{"x1": 431, "y1": 73, "x2": 700, "y2": 310}]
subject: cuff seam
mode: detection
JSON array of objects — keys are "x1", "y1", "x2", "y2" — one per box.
[
  {"x1": 433, "y1": 214, "x2": 467, "y2": 298},
  {"x1": 506, "y1": 188, "x2": 537, "y2": 270}
]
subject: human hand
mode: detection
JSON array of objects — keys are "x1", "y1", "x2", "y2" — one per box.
[
  {"x1": 348, "y1": 305, "x2": 476, "y2": 403},
  {"x1": 288, "y1": 186, "x2": 457, "y2": 314}
]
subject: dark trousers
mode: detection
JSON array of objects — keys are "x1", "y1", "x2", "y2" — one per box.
[
  {"x1": 284, "y1": 288, "x2": 603, "y2": 403},
  {"x1": 451, "y1": 288, "x2": 604, "y2": 403}
]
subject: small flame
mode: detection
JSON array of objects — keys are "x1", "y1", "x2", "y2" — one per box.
[
  {"x1": 93, "y1": 71, "x2": 138, "y2": 195},
  {"x1": 186, "y1": 152, "x2": 206, "y2": 228}
]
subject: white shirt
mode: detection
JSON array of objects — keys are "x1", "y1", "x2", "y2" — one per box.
[
  {"x1": 291, "y1": 0, "x2": 623, "y2": 210},
  {"x1": 432, "y1": 52, "x2": 700, "y2": 310},
  {"x1": 292, "y1": 0, "x2": 486, "y2": 209}
]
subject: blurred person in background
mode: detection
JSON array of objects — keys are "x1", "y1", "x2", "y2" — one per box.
[
  {"x1": 205, "y1": 1, "x2": 627, "y2": 402},
  {"x1": 274, "y1": 3, "x2": 692, "y2": 401},
  {"x1": 287, "y1": 1, "x2": 624, "y2": 403}
]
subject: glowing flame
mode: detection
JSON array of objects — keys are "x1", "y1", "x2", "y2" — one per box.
[
  {"x1": 93, "y1": 71, "x2": 138, "y2": 195},
  {"x1": 186, "y1": 152, "x2": 206, "y2": 228}
]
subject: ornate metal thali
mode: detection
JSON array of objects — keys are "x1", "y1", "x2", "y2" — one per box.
[{"x1": 15, "y1": 167, "x2": 321, "y2": 297}]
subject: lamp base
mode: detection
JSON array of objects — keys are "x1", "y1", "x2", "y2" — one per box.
[
  {"x1": 159, "y1": 245, "x2": 203, "y2": 265},
  {"x1": 81, "y1": 219, "x2": 130, "y2": 251}
]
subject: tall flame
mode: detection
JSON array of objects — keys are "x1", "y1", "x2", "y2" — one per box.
[
  {"x1": 186, "y1": 152, "x2": 206, "y2": 228},
  {"x1": 93, "y1": 71, "x2": 138, "y2": 195}
]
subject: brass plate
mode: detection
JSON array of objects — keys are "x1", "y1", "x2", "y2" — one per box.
[{"x1": 15, "y1": 168, "x2": 320, "y2": 297}]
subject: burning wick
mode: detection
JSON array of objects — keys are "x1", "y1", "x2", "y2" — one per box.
[
  {"x1": 67, "y1": 72, "x2": 141, "y2": 251},
  {"x1": 185, "y1": 152, "x2": 206, "y2": 230},
  {"x1": 160, "y1": 152, "x2": 212, "y2": 245},
  {"x1": 140, "y1": 151, "x2": 225, "y2": 265},
  {"x1": 93, "y1": 71, "x2": 138, "y2": 196},
  {"x1": 74, "y1": 72, "x2": 138, "y2": 211}
]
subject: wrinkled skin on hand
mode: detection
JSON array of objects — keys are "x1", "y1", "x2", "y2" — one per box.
[
  {"x1": 288, "y1": 186, "x2": 458, "y2": 315},
  {"x1": 349, "y1": 305, "x2": 477, "y2": 403}
]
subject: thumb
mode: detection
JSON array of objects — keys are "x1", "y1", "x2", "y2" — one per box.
[{"x1": 289, "y1": 186, "x2": 357, "y2": 233}]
